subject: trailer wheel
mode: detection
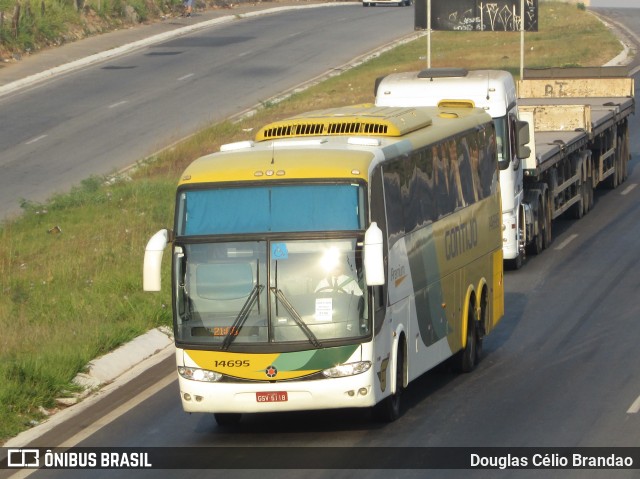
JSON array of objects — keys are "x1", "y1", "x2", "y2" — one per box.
[
  {"x1": 583, "y1": 177, "x2": 594, "y2": 215},
  {"x1": 619, "y1": 134, "x2": 629, "y2": 183},
  {"x1": 605, "y1": 147, "x2": 620, "y2": 189},
  {"x1": 571, "y1": 180, "x2": 584, "y2": 220},
  {"x1": 543, "y1": 192, "x2": 553, "y2": 249}
]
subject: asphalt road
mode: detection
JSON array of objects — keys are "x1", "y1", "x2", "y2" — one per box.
[
  {"x1": 592, "y1": 6, "x2": 640, "y2": 75},
  {"x1": 0, "y1": 3, "x2": 416, "y2": 221},
  {"x1": 2, "y1": 6, "x2": 640, "y2": 479}
]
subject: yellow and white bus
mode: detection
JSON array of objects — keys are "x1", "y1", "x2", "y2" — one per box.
[{"x1": 144, "y1": 104, "x2": 504, "y2": 425}]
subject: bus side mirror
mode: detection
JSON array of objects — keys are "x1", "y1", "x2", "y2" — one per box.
[
  {"x1": 364, "y1": 222, "x2": 385, "y2": 286},
  {"x1": 143, "y1": 229, "x2": 171, "y2": 291},
  {"x1": 515, "y1": 120, "x2": 531, "y2": 160}
]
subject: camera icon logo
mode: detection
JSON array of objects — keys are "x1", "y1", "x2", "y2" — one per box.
[{"x1": 7, "y1": 449, "x2": 40, "y2": 468}]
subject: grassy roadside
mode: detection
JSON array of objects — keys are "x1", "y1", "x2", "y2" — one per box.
[
  {"x1": 0, "y1": 0, "x2": 180, "y2": 60},
  {"x1": 0, "y1": 2, "x2": 623, "y2": 442}
]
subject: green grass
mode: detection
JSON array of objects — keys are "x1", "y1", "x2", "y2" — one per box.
[
  {"x1": 0, "y1": 0, "x2": 181, "y2": 56},
  {"x1": 0, "y1": 2, "x2": 623, "y2": 442}
]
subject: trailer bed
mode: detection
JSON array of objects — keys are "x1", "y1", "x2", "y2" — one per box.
[{"x1": 518, "y1": 96, "x2": 634, "y2": 136}]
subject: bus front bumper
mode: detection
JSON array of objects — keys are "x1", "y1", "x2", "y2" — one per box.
[{"x1": 178, "y1": 371, "x2": 377, "y2": 414}]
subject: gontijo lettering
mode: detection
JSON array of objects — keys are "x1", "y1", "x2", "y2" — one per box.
[{"x1": 445, "y1": 218, "x2": 478, "y2": 260}]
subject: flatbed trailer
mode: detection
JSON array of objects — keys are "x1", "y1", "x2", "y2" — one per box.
[
  {"x1": 517, "y1": 67, "x2": 634, "y2": 251},
  {"x1": 375, "y1": 66, "x2": 635, "y2": 268}
]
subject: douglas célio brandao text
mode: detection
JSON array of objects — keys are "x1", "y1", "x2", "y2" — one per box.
[{"x1": 470, "y1": 453, "x2": 634, "y2": 469}]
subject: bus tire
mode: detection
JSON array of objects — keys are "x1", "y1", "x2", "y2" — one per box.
[
  {"x1": 456, "y1": 300, "x2": 478, "y2": 373},
  {"x1": 477, "y1": 289, "x2": 487, "y2": 360},
  {"x1": 374, "y1": 341, "x2": 405, "y2": 422},
  {"x1": 214, "y1": 413, "x2": 242, "y2": 426}
]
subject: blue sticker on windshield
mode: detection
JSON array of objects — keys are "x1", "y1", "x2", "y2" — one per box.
[{"x1": 272, "y1": 243, "x2": 288, "y2": 260}]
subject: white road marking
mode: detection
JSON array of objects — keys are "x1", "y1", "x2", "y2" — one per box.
[
  {"x1": 627, "y1": 394, "x2": 640, "y2": 414},
  {"x1": 621, "y1": 183, "x2": 637, "y2": 196},
  {"x1": 59, "y1": 373, "x2": 176, "y2": 447},
  {"x1": 554, "y1": 233, "x2": 578, "y2": 251},
  {"x1": 108, "y1": 100, "x2": 128, "y2": 109},
  {"x1": 178, "y1": 73, "x2": 195, "y2": 81},
  {"x1": 25, "y1": 135, "x2": 47, "y2": 145},
  {"x1": 6, "y1": 373, "x2": 175, "y2": 478}
]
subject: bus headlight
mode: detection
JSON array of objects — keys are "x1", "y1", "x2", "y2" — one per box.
[
  {"x1": 178, "y1": 366, "x2": 222, "y2": 382},
  {"x1": 322, "y1": 361, "x2": 371, "y2": 378}
]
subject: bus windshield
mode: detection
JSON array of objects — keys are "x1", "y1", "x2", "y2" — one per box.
[
  {"x1": 177, "y1": 183, "x2": 365, "y2": 236},
  {"x1": 174, "y1": 239, "x2": 369, "y2": 348},
  {"x1": 173, "y1": 182, "x2": 369, "y2": 348}
]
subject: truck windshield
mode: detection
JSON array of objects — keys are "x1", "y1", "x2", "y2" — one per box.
[{"x1": 173, "y1": 239, "x2": 369, "y2": 347}]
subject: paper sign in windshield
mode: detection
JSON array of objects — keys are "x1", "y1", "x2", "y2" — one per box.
[{"x1": 315, "y1": 298, "x2": 333, "y2": 322}]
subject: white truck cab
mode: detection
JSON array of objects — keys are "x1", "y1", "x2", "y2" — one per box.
[{"x1": 375, "y1": 68, "x2": 531, "y2": 268}]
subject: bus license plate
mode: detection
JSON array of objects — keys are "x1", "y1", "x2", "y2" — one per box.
[{"x1": 256, "y1": 391, "x2": 288, "y2": 402}]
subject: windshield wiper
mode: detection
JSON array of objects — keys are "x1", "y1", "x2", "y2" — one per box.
[
  {"x1": 221, "y1": 284, "x2": 264, "y2": 350},
  {"x1": 270, "y1": 287, "x2": 322, "y2": 348}
]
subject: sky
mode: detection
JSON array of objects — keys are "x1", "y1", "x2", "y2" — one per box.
[{"x1": 590, "y1": 0, "x2": 639, "y2": 7}]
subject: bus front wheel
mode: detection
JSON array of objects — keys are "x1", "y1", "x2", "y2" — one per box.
[
  {"x1": 373, "y1": 343, "x2": 405, "y2": 422},
  {"x1": 214, "y1": 412, "x2": 242, "y2": 426}
]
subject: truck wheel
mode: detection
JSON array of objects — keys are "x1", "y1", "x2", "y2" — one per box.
[
  {"x1": 506, "y1": 253, "x2": 523, "y2": 270},
  {"x1": 527, "y1": 198, "x2": 544, "y2": 255}
]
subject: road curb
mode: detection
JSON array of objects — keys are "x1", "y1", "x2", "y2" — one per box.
[
  {"x1": 73, "y1": 327, "x2": 174, "y2": 390},
  {"x1": 4, "y1": 328, "x2": 175, "y2": 448}
]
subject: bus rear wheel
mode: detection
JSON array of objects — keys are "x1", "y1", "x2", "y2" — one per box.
[{"x1": 455, "y1": 301, "x2": 479, "y2": 373}]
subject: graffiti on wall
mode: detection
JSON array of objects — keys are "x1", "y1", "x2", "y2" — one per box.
[{"x1": 417, "y1": 0, "x2": 538, "y2": 32}]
